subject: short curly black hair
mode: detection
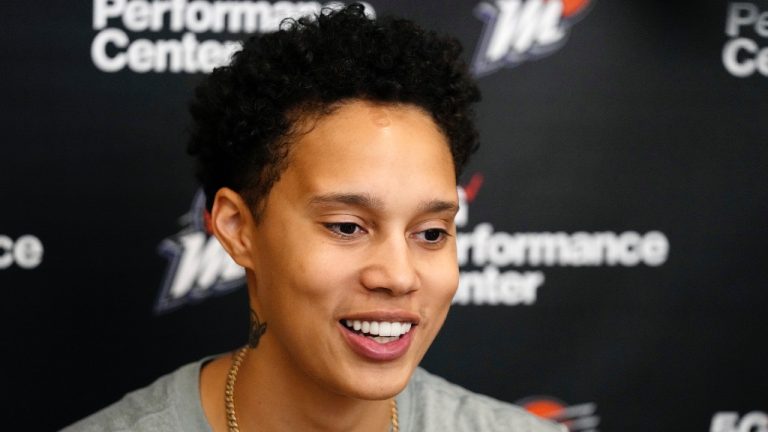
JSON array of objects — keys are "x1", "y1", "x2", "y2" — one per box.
[{"x1": 188, "y1": 3, "x2": 481, "y2": 216}]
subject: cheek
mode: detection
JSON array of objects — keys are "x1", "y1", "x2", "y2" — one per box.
[
  {"x1": 414, "y1": 254, "x2": 458, "y2": 353},
  {"x1": 300, "y1": 242, "x2": 364, "y2": 287},
  {"x1": 257, "y1": 215, "x2": 341, "y2": 290},
  {"x1": 420, "y1": 252, "x2": 460, "y2": 307},
  {"x1": 263, "y1": 241, "x2": 361, "y2": 310}
]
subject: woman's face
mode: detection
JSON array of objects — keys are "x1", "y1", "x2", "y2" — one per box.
[{"x1": 242, "y1": 100, "x2": 459, "y2": 400}]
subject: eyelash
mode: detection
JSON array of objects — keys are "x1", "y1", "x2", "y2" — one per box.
[
  {"x1": 323, "y1": 223, "x2": 450, "y2": 244},
  {"x1": 324, "y1": 223, "x2": 365, "y2": 238}
]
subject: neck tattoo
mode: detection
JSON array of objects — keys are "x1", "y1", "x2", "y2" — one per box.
[
  {"x1": 225, "y1": 346, "x2": 399, "y2": 432},
  {"x1": 248, "y1": 309, "x2": 267, "y2": 348}
]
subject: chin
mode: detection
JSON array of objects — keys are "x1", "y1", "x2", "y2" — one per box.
[
  {"x1": 328, "y1": 363, "x2": 416, "y2": 401},
  {"x1": 344, "y1": 380, "x2": 410, "y2": 401}
]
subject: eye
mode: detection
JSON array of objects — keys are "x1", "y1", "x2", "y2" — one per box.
[
  {"x1": 324, "y1": 222, "x2": 365, "y2": 238},
  {"x1": 416, "y1": 228, "x2": 449, "y2": 244}
]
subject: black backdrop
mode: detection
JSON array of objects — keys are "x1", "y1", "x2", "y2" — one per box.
[{"x1": 2, "y1": 1, "x2": 767, "y2": 431}]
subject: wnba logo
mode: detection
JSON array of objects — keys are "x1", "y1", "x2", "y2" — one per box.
[
  {"x1": 472, "y1": 0, "x2": 592, "y2": 76},
  {"x1": 156, "y1": 190, "x2": 244, "y2": 313}
]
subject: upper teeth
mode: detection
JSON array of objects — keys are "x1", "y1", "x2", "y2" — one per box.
[{"x1": 344, "y1": 320, "x2": 412, "y2": 337}]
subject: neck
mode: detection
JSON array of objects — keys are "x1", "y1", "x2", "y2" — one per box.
[{"x1": 232, "y1": 339, "x2": 393, "y2": 432}]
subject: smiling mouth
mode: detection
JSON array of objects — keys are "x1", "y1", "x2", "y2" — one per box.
[{"x1": 340, "y1": 320, "x2": 414, "y2": 343}]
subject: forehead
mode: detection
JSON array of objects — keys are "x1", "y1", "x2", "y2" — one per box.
[{"x1": 272, "y1": 100, "x2": 457, "y2": 210}]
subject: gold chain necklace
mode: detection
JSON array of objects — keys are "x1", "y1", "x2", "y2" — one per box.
[{"x1": 225, "y1": 346, "x2": 399, "y2": 432}]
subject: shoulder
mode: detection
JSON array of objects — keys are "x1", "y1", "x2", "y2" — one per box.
[
  {"x1": 399, "y1": 368, "x2": 565, "y2": 432},
  {"x1": 60, "y1": 360, "x2": 210, "y2": 432}
]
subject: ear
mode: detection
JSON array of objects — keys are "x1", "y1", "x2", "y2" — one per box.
[{"x1": 210, "y1": 188, "x2": 256, "y2": 269}]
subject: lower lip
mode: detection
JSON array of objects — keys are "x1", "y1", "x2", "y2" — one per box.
[{"x1": 339, "y1": 323, "x2": 414, "y2": 361}]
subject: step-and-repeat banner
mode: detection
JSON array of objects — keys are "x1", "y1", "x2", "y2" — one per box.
[{"x1": 3, "y1": 1, "x2": 766, "y2": 430}]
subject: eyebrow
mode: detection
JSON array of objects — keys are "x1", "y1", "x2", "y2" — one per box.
[
  {"x1": 418, "y1": 199, "x2": 459, "y2": 215},
  {"x1": 308, "y1": 193, "x2": 458, "y2": 215},
  {"x1": 308, "y1": 193, "x2": 385, "y2": 210}
]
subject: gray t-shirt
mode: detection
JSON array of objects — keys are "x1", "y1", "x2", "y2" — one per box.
[{"x1": 62, "y1": 359, "x2": 564, "y2": 432}]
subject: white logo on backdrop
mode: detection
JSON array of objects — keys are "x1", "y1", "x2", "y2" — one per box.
[
  {"x1": 91, "y1": 0, "x2": 375, "y2": 73},
  {"x1": 454, "y1": 173, "x2": 669, "y2": 306},
  {"x1": 711, "y1": 411, "x2": 768, "y2": 432},
  {"x1": 723, "y1": 2, "x2": 768, "y2": 77},
  {"x1": 0, "y1": 234, "x2": 44, "y2": 270}
]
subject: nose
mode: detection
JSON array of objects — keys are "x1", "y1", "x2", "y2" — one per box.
[{"x1": 359, "y1": 234, "x2": 420, "y2": 296}]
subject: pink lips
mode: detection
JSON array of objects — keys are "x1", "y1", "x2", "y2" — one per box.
[{"x1": 339, "y1": 322, "x2": 414, "y2": 361}]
